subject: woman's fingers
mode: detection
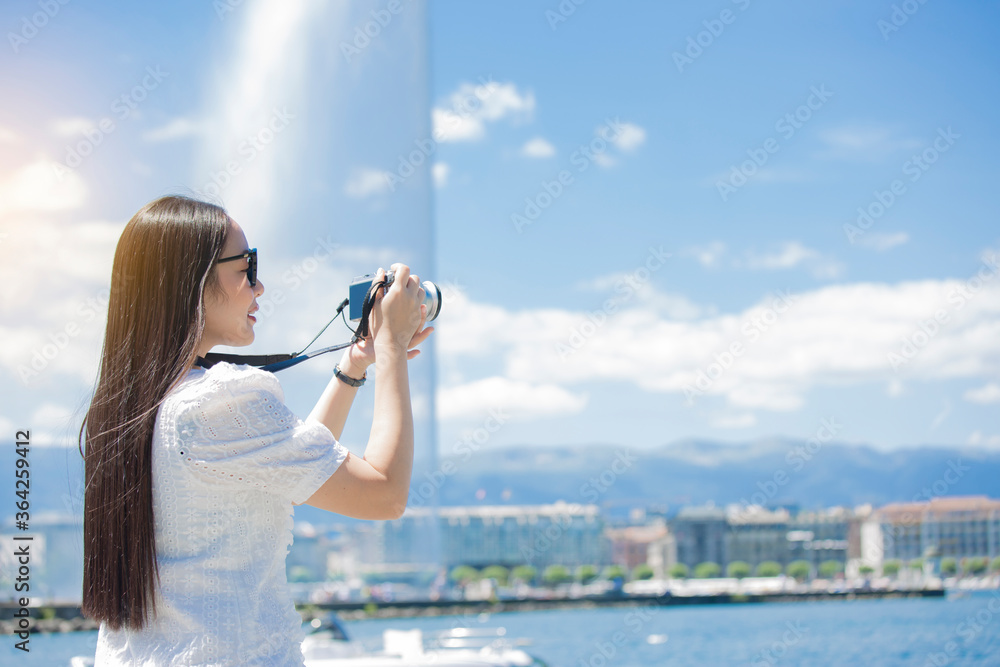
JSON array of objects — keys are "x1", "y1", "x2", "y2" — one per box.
[{"x1": 412, "y1": 326, "x2": 434, "y2": 347}]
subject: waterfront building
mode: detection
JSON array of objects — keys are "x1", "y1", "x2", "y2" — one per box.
[
  {"x1": 606, "y1": 521, "x2": 670, "y2": 571},
  {"x1": 726, "y1": 506, "x2": 792, "y2": 568},
  {"x1": 646, "y1": 531, "x2": 678, "y2": 579},
  {"x1": 669, "y1": 505, "x2": 727, "y2": 569},
  {"x1": 788, "y1": 507, "x2": 852, "y2": 571},
  {"x1": 669, "y1": 504, "x2": 852, "y2": 572},
  {"x1": 375, "y1": 502, "x2": 608, "y2": 570},
  {"x1": 860, "y1": 496, "x2": 1000, "y2": 569},
  {"x1": 286, "y1": 522, "x2": 329, "y2": 582}
]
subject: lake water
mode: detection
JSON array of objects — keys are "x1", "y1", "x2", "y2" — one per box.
[{"x1": 5, "y1": 591, "x2": 1000, "y2": 666}]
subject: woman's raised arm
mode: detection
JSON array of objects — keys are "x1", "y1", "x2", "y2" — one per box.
[{"x1": 302, "y1": 264, "x2": 429, "y2": 520}]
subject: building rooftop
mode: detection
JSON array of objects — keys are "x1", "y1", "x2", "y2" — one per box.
[
  {"x1": 875, "y1": 495, "x2": 1000, "y2": 521},
  {"x1": 606, "y1": 524, "x2": 669, "y2": 543},
  {"x1": 400, "y1": 501, "x2": 602, "y2": 520}
]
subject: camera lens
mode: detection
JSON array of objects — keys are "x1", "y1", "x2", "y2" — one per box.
[{"x1": 422, "y1": 281, "x2": 441, "y2": 322}]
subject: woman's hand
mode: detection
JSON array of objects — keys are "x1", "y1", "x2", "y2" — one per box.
[
  {"x1": 340, "y1": 266, "x2": 434, "y2": 375},
  {"x1": 344, "y1": 312, "x2": 433, "y2": 370}
]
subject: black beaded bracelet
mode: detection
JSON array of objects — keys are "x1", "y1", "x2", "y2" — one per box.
[{"x1": 334, "y1": 363, "x2": 366, "y2": 387}]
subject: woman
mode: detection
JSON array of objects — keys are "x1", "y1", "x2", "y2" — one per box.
[{"x1": 79, "y1": 195, "x2": 433, "y2": 665}]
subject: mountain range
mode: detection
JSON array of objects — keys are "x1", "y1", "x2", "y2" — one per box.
[{"x1": 7, "y1": 439, "x2": 999, "y2": 527}]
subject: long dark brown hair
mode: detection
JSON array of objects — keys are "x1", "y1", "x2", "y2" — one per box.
[{"x1": 78, "y1": 195, "x2": 231, "y2": 630}]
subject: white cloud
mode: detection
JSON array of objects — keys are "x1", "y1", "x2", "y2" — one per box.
[
  {"x1": 471, "y1": 81, "x2": 534, "y2": 122},
  {"x1": 817, "y1": 124, "x2": 922, "y2": 161},
  {"x1": 0, "y1": 157, "x2": 87, "y2": 216},
  {"x1": 520, "y1": 137, "x2": 555, "y2": 158},
  {"x1": 964, "y1": 382, "x2": 1000, "y2": 404},
  {"x1": 29, "y1": 403, "x2": 84, "y2": 446},
  {"x1": 810, "y1": 259, "x2": 846, "y2": 280},
  {"x1": 740, "y1": 241, "x2": 844, "y2": 279},
  {"x1": 0, "y1": 217, "x2": 126, "y2": 384},
  {"x1": 432, "y1": 163, "x2": 449, "y2": 188},
  {"x1": 593, "y1": 153, "x2": 617, "y2": 169},
  {"x1": 576, "y1": 272, "x2": 704, "y2": 320},
  {"x1": 683, "y1": 241, "x2": 727, "y2": 269},
  {"x1": 432, "y1": 108, "x2": 484, "y2": 142},
  {"x1": 433, "y1": 80, "x2": 534, "y2": 143},
  {"x1": 437, "y1": 277, "x2": 1000, "y2": 415},
  {"x1": 694, "y1": 240, "x2": 846, "y2": 278},
  {"x1": 437, "y1": 376, "x2": 588, "y2": 421},
  {"x1": 142, "y1": 117, "x2": 204, "y2": 142},
  {"x1": 857, "y1": 231, "x2": 910, "y2": 252},
  {"x1": 343, "y1": 167, "x2": 392, "y2": 198},
  {"x1": 0, "y1": 126, "x2": 22, "y2": 144},
  {"x1": 611, "y1": 123, "x2": 646, "y2": 152},
  {"x1": 967, "y1": 431, "x2": 1000, "y2": 448},
  {"x1": 51, "y1": 117, "x2": 97, "y2": 137},
  {"x1": 31, "y1": 402, "x2": 73, "y2": 424},
  {"x1": 744, "y1": 241, "x2": 818, "y2": 270}
]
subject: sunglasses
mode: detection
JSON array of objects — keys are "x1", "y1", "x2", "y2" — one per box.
[{"x1": 217, "y1": 248, "x2": 257, "y2": 287}]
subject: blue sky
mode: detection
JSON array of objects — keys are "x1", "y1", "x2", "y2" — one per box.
[
  {"x1": 427, "y1": 0, "x2": 1000, "y2": 451},
  {"x1": 0, "y1": 0, "x2": 998, "y2": 460}
]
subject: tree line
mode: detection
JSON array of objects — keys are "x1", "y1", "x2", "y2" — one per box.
[{"x1": 448, "y1": 556, "x2": 1000, "y2": 585}]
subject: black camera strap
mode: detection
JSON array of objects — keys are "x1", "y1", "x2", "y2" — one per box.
[{"x1": 196, "y1": 297, "x2": 360, "y2": 373}]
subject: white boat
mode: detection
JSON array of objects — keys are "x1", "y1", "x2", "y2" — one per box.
[
  {"x1": 69, "y1": 614, "x2": 548, "y2": 667},
  {"x1": 301, "y1": 613, "x2": 548, "y2": 667}
]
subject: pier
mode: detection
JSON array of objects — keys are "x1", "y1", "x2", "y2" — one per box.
[{"x1": 0, "y1": 587, "x2": 946, "y2": 634}]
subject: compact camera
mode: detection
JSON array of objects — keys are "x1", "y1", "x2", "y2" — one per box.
[{"x1": 349, "y1": 270, "x2": 442, "y2": 323}]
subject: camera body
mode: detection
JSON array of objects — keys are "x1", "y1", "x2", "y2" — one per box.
[{"x1": 349, "y1": 270, "x2": 442, "y2": 323}]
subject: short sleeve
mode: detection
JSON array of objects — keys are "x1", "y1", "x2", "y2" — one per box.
[{"x1": 171, "y1": 366, "x2": 349, "y2": 505}]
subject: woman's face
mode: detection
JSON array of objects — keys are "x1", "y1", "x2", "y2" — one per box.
[{"x1": 198, "y1": 219, "x2": 265, "y2": 357}]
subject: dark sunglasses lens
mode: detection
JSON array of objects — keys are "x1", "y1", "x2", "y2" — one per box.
[{"x1": 249, "y1": 251, "x2": 257, "y2": 287}]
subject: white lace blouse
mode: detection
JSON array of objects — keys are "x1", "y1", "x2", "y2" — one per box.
[{"x1": 95, "y1": 361, "x2": 349, "y2": 666}]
